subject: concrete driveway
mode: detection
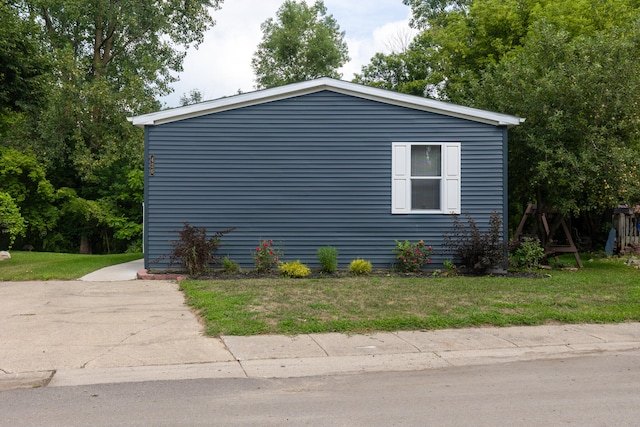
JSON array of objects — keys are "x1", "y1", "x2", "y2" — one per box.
[{"x1": 0, "y1": 280, "x2": 235, "y2": 388}]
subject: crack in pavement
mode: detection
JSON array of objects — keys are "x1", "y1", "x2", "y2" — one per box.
[{"x1": 79, "y1": 317, "x2": 180, "y2": 369}]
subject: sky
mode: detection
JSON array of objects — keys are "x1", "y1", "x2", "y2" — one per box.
[{"x1": 160, "y1": 0, "x2": 417, "y2": 107}]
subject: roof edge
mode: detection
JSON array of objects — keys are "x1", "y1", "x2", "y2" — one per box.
[{"x1": 130, "y1": 78, "x2": 525, "y2": 128}]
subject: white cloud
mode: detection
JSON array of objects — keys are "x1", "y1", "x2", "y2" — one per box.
[
  {"x1": 160, "y1": 0, "x2": 415, "y2": 107},
  {"x1": 344, "y1": 19, "x2": 418, "y2": 80}
]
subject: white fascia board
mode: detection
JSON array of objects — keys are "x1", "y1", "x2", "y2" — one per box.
[
  {"x1": 324, "y1": 79, "x2": 525, "y2": 127},
  {"x1": 129, "y1": 80, "x2": 327, "y2": 127},
  {"x1": 129, "y1": 77, "x2": 525, "y2": 128}
]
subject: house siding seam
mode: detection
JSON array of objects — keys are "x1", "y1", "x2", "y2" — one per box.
[{"x1": 144, "y1": 91, "x2": 506, "y2": 270}]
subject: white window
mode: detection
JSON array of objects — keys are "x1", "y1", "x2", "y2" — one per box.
[{"x1": 392, "y1": 142, "x2": 461, "y2": 214}]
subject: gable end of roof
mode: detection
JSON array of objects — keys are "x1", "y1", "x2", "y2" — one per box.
[{"x1": 129, "y1": 78, "x2": 524, "y2": 128}]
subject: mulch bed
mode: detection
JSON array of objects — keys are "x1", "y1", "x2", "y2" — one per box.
[{"x1": 143, "y1": 268, "x2": 549, "y2": 281}]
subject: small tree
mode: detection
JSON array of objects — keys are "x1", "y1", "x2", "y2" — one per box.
[
  {"x1": 251, "y1": 0, "x2": 349, "y2": 89},
  {"x1": 169, "y1": 222, "x2": 235, "y2": 276}
]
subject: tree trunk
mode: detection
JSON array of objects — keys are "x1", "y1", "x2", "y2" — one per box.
[{"x1": 79, "y1": 235, "x2": 92, "y2": 254}]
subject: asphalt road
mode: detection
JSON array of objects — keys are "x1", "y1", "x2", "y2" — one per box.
[{"x1": 2, "y1": 350, "x2": 639, "y2": 426}]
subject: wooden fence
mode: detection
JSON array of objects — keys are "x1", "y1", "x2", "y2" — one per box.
[{"x1": 614, "y1": 213, "x2": 640, "y2": 254}]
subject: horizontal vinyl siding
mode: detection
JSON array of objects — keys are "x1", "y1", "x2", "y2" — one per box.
[{"x1": 145, "y1": 91, "x2": 505, "y2": 270}]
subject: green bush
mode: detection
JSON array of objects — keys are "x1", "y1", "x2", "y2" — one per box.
[
  {"x1": 125, "y1": 239, "x2": 143, "y2": 254},
  {"x1": 317, "y1": 246, "x2": 338, "y2": 273},
  {"x1": 511, "y1": 237, "x2": 546, "y2": 270},
  {"x1": 443, "y1": 259, "x2": 459, "y2": 277},
  {"x1": 349, "y1": 258, "x2": 372, "y2": 275},
  {"x1": 393, "y1": 240, "x2": 433, "y2": 273},
  {"x1": 0, "y1": 192, "x2": 26, "y2": 248},
  {"x1": 278, "y1": 260, "x2": 311, "y2": 278},
  {"x1": 169, "y1": 222, "x2": 235, "y2": 276},
  {"x1": 222, "y1": 256, "x2": 240, "y2": 273}
]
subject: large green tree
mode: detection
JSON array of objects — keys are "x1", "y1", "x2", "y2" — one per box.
[
  {"x1": 401, "y1": 0, "x2": 640, "y2": 102},
  {"x1": 0, "y1": 3, "x2": 49, "y2": 110},
  {"x1": 469, "y1": 22, "x2": 640, "y2": 239},
  {"x1": 0, "y1": 2, "x2": 50, "y2": 137},
  {"x1": 0, "y1": 148, "x2": 58, "y2": 249},
  {"x1": 25, "y1": 0, "x2": 222, "y2": 183},
  {"x1": 2, "y1": 0, "x2": 222, "y2": 253},
  {"x1": 251, "y1": 0, "x2": 349, "y2": 89}
]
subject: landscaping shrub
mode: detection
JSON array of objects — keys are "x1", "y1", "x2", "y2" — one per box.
[
  {"x1": 393, "y1": 240, "x2": 433, "y2": 273},
  {"x1": 443, "y1": 259, "x2": 459, "y2": 277},
  {"x1": 222, "y1": 256, "x2": 240, "y2": 273},
  {"x1": 278, "y1": 260, "x2": 311, "y2": 278},
  {"x1": 317, "y1": 246, "x2": 338, "y2": 273},
  {"x1": 349, "y1": 258, "x2": 372, "y2": 275},
  {"x1": 443, "y1": 211, "x2": 507, "y2": 274},
  {"x1": 510, "y1": 237, "x2": 546, "y2": 270},
  {"x1": 253, "y1": 239, "x2": 281, "y2": 272},
  {"x1": 169, "y1": 222, "x2": 235, "y2": 275}
]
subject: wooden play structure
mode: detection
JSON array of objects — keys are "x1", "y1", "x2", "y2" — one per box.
[{"x1": 513, "y1": 204, "x2": 583, "y2": 268}]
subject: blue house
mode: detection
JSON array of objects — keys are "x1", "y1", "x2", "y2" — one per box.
[{"x1": 130, "y1": 78, "x2": 523, "y2": 271}]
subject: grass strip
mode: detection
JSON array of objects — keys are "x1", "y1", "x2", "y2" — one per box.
[
  {"x1": 181, "y1": 257, "x2": 640, "y2": 336},
  {"x1": 0, "y1": 251, "x2": 143, "y2": 281}
]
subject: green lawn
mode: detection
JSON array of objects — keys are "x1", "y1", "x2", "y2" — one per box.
[
  {"x1": 0, "y1": 251, "x2": 143, "y2": 280},
  {"x1": 180, "y1": 257, "x2": 640, "y2": 336}
]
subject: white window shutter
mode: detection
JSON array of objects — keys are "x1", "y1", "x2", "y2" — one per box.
[
  {"x1": 443, "y1": 143, "x2": 461, "y2": 214},
  {"x1": 392, "y1": 143, "x2": 410, "y2": 214}
]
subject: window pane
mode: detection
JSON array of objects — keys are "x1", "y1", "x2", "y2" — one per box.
[
  {"x1": 411, "y1": 179, "x2": 440, "y2": 210},
  {"x1": 411, "y1": 145, "x2": 441, "y2": 177}
]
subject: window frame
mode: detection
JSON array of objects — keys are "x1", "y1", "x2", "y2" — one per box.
[{"x1": 392, "y1": 142, "x2": 461, "y2": 215}]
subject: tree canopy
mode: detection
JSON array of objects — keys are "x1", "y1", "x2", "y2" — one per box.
[
  {"x1": 251, "y1": 0, "x2": 349, "y2": 89},
  {"x1": 470, "y1": 21, "x2": 640, "y2": 220},
  {"x1": 354, "y1": 32, "x2": 443, "y2": 97},
  {"x1": 25, "y1": 0, "x2": 221, "y2": 181},
  {"x1": 400, "y1": 0, "x2": 640, "y2": 101},
  {"x1": 180, "y1": 89, "x2": 205, "y2": 106},
  {"x1": 0, "y1": 0, "x2": 222, "y2": 253},
  {"x1": 0, "y1": 148, "x2": 58, "y2": 248},
  {"x1": 0, "y1": 3, "x2": 50, "y2": 113}
]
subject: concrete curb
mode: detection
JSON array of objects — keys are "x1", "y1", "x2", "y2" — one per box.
[
  {"x1": 136, "y1": 269, "x2": 185, "y2": 282},
  {"x1": 41, "y1": 340, "x2": 640, "y2": 388},
  {"x1": 26, "y1": 322, "x2": 640, "y2": 389},
  {"x1": 0, "y1": 371, "x2": 55, "y2": 392}
]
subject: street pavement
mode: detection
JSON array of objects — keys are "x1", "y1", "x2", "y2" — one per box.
[{"x1": 1, "y1": 260, "x2": 640, "y2": 392}]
